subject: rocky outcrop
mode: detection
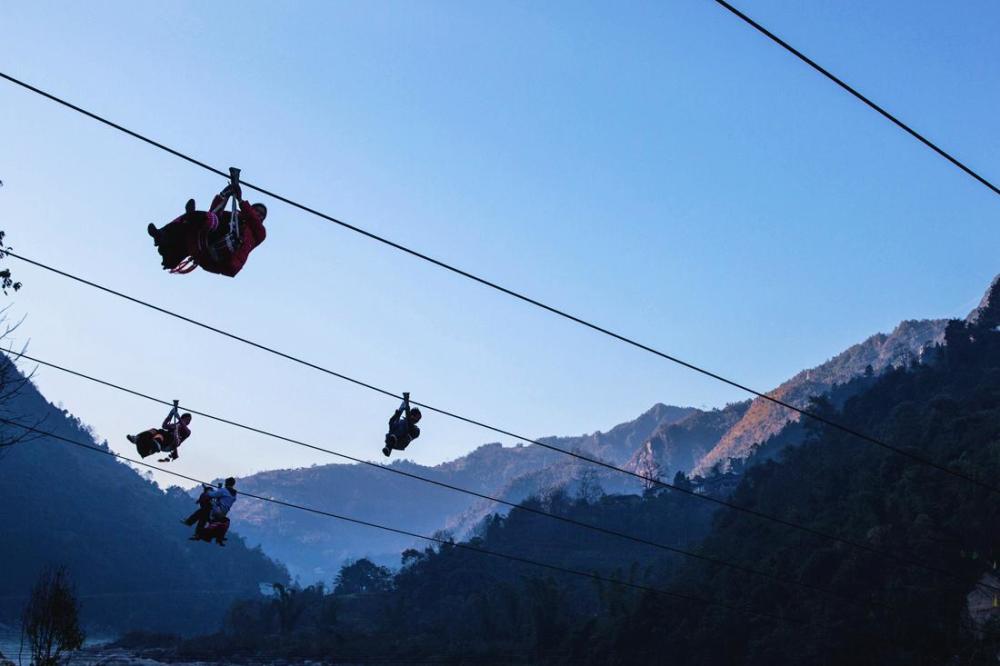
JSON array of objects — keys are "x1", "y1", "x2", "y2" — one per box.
[
  {"x1": 967, "y1": 273, "x2": 1000, "y2": 330},
  {"x1": 626, "y1": 402, "x2": 750, "y2": 478},
  {"x1": 692, "y1": 318, "x2": 947, "y2": 476}
]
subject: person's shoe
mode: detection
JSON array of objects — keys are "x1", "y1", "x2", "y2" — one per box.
[
  {"x1": 146, "y1": 224, "x2": 161, "y2": 246},
  {"x1": 185, "y1": 198, "x2": 196, "y2": 214},
  {"x1": 126, "y1": 434, "x2": 137, "y2": 444},
  {"x1": 382, "y1": 447, "x2": 391, "y2": 457}
]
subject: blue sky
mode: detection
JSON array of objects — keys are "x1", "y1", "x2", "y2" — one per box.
[{"x1": 1, "y1": 0, "x2": 998, "y2": 486}]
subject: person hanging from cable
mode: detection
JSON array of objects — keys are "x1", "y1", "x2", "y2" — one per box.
[
  {"x1": 126, "y1": 400, "x2": 192, "y2": 463},
  {"x1": 146, "y1": 167, "x2": 268, "y2": 277},
  {"x1": 183, "y1": 477, "x2": 238, "y2": 546},
  {"x1": 382, "y1": 392, "x2": 422, "y2": 457}
]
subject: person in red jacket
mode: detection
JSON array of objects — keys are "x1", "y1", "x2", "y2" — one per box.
[
  {"x1": 147, "y1": 183, "x2": 267, "y2": 277},
  {"x1": 196, "y1": 183, "x2": 268, "y2": 277}
]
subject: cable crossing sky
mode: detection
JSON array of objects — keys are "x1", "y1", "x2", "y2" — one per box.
[
  {"x1": 2, "y1": 71, "x2": 995, "y2": 495},
  {"x1": 10, "y1": 250, "x2": 1000, "y2": 498},
  {"x1": 711, "y1": 0, "x2": 1000, "y2": 197}
]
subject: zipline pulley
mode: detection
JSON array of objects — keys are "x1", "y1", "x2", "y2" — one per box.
[{"x1": 206, "y1": 167, "x2": 242, "y2": 262}]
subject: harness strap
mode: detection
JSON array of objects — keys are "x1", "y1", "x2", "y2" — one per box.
[
  {"x1": 228, "y1": 167, "x2": 241, "y2": 246},
  {"x1": 170, "y1": 257, "x2": 198, "y2": 274}
]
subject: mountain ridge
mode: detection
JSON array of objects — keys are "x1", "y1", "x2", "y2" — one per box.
[{"x1": 691, "y1": 317, "x2": 947, "y2": 475}]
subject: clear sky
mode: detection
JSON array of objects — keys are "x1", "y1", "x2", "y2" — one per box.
[{"x1": 1, "y1": 0, "x2": 998, "y2": 487}]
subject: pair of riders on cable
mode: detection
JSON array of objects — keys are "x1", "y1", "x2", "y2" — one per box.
[
  {"x1": 183, "y1": 477, "x2": 238, "y2": 546},
  {"x1": 126, "y1": 401, "x2": 191, "y2": 463},
  {"x1": 148, "y1": 168, "x2": 267, "y2": 277}
]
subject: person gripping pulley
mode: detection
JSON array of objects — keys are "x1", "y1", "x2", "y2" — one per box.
[
  {"x1": 146, "y1": 167, "x2": 268, "y2": 278},
  {"x1": 383, "y1": 392, "x2": 422, "y2": 458},
  {"x1": 126, "y1": 400, "x2": 192, "y2": 463}
]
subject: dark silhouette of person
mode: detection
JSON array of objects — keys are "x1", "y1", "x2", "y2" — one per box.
[
  {"x1": 383, "y1": 393, "x2": 422, "y2": 457},
  {"x1": 127, "y1": 410, "x2": 192, "y2": 463}
]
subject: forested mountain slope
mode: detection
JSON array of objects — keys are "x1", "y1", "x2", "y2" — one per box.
[
  {"x1": 600, "y1": 316, "x2": 1000, "y2": 665},
  {"x1": 0, "y1": 360, "x2": 287, "y2": 635}
]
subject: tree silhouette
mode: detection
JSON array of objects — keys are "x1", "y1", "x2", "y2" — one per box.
[
  {"x1": 20, "y1": 566, "x2": 85, "y2": 666},
  {"x1": 333, "y1": 559, "x2": 393, "y2": 595},
  {"x1": 638, "y1": 453, "x2": 662, "y2": 492},
  {"x1": 0, "y1": 231, "x2": 20, "y2": 296},
  {"x1": 270, "y1": 583, "x2": 308, "y2": 635}
]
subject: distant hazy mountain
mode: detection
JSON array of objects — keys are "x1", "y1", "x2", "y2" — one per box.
[
  {"x1": 626, "y1": 400, "x2": 751, "y2": 477},
  {"x1": 228, "y1": 403, "x2": 695, "y2": 582},
  {"x1": 533, "y1": 403, "x2": 699, "y2": 466},
  {"x1": 0, "y1": 361, "x2": 286, "y2": 635}
]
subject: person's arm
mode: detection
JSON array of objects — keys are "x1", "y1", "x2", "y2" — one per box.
[
  {"x1": 210, "y1": 192, "x2": 229, "y2": 214},
  {"x1": 238, "y1": 201, "x2": 266, "y2": 244},
  {"x1": 389, "y1": 408, "x2": 402, "y2": 427}
]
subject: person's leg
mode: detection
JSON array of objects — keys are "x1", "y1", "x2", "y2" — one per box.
[
  {"x1": 215, "y1": 517, "x2": 230, "y2": 545},
  {"x1": 133, "y1": 430, "x2": 160, "y2": 458},
  {"x1": 183, "y1": 505, "x2": 207, "y2": 526},
  {"x1": 395, "y1": 434, "x2": 412, "y2": 452},
  {"x1": 186, "y1": 508, "x2": 211, "y2": 540},
  {"x1": 196, "y1": 496, "x2": 215, "y2": 531},
  {"x1": 185, "y1": 494, "x2": 212, "y2": 531},
  {"x1": 156, "y1": 220, "x2": 192, "y2": 269}
]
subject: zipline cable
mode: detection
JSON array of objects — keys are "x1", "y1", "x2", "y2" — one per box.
[
  {"x1": 2, "y1": 72, "x2": 995, "y2": 494},
  {"x1": 12, "y1": 350, "x2": 909, "y2": 610},
  {"x1": 710, "y1": 0, "x2": 1000, "y2": 197},
  {"x1": 8, "y1": 253, "x2": 996, "y2": 593},
  {"x1": 0, "y1": 417, "x2": 811, "y2": 629}
]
